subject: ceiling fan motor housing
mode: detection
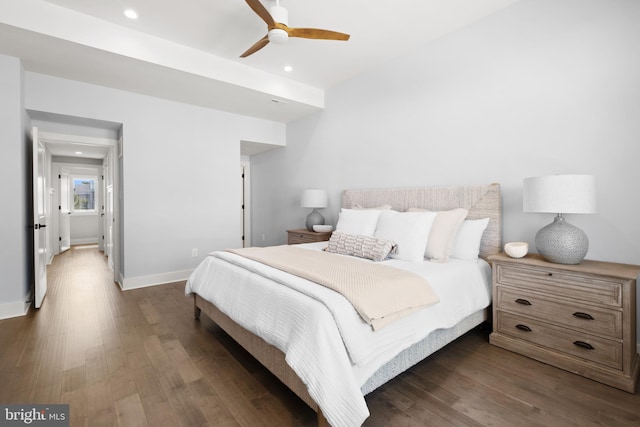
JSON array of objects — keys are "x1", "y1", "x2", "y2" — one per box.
[{"x1": 268, "y1": 5, "x2": 288, "y2": 44}]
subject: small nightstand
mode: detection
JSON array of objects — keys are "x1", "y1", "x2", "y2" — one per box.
[
  {"x1": 287, "y1": 228, "x2": 332, "y2": 245},
  {"x1": 488, "y1": 252, "x2": 640, "y2": 393}
]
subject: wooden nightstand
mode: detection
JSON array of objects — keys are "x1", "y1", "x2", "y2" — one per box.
[
  {"x1": 287, "y1": 228, "x2": 332, "y2": 245},
  {"x1": 488, "y1": 252, "x2": 640, "y2": 393}
]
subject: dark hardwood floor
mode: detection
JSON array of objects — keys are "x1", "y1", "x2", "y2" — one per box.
[{"x1": 0, "y1": 245, "x2": 638, "y2": 426}]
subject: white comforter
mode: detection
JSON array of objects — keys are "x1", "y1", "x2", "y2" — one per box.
[{"x1": 185, "y1": 242, "x2": 491, "y2": 427}]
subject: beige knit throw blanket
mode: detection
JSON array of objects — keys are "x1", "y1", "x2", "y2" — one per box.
[{"x1": 227, "y1": 245, "x2": 440, "y2": 330}]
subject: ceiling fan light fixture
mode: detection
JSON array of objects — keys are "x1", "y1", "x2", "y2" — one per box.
[{"x1": 268, "y1": 28, "x2": 288, "y2": 44}]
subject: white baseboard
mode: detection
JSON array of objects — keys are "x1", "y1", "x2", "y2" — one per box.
[
  {"x1": 121, "y1": 269, "x2": 193, "y2": 291},
  {"x1": 0, "y1": 296, "x2": 31, "y2": 320},
  {"x1": 71, "y1": 238, "x2": 99, "y2": 245}
]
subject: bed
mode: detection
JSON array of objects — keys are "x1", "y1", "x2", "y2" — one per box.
[{"x1": 186, "y1": 184, "x2": 501, "y2": 427}]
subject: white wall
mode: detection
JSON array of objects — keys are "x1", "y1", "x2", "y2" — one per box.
[
  {"x1": 0, "y1": 54, "x2": 30, "y2": 318},
  {"x1": 70, "y1": 215, "x2": 99, "y2": 245},
  {"x1": 22, "y1": 72, "x2": 285, "y2": 289},
  {"x1": 252, "y1": 0, "x2": 640, "y2": 263},
  {"x1": 250, "y1": 0, "x2": 640, "y2": 336}
]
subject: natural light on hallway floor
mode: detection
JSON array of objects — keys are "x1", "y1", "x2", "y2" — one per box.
[{"x1": 0, "y1": 245, "x2": 319, "y2": 426}]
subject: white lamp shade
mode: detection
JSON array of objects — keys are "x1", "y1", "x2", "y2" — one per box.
[
  {"x1": 523, "y1": 175, "x2": 596, "y2": 214},
  {"x1": 301, "y1": 189, "x2": 328, "y2": 208}
]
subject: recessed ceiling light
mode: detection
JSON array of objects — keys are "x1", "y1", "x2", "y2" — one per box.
[
  {"x1": 124, "y1": 9, "x2": 138, "y2": 20},
  {"x1": 75, "y1": 151, "x2": 83, "y2": 155},
  {"x1": 284, "y1": 65, "x2": 293, "y2": 72}
]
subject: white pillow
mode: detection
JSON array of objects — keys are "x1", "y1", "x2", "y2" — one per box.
[
  {"x1": 408, "y1": 208, "x2": 468, "y2": 262},
  {"x1": 450, "y1": 218, "x2": 490, "y2": 260},
  {"x1": 374, "y1": 210, "x2": 437, "y2": 262},
  {"x1": 335, "y1": 208, "x2": 383, "y2": 237}
]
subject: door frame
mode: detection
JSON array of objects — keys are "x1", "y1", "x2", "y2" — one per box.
[
  {"x1": 40, "y1": 132, "x2": 121, "y2": 285},
  {"x1": 58, "y1": 169, "x2": 71, "y2": 254},
  {"x1": 241, "y1": 159, "x2": 251, "y2": 247},
  {"x1": 53, "y1": 163, "x2": 102, "y2": 249}
]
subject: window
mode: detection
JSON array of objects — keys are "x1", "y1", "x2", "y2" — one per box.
[{"x1": 73, "y1": 177, "x2": 97, "y2": 212}]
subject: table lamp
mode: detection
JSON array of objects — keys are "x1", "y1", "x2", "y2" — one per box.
[
  {"x1": 301, "y1": 189, "x2": 328, "y2": 231},
  {"x1": 523, "y1": 175, "x2": 596, "y2": 264}
]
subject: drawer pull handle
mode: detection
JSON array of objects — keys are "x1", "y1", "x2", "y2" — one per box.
[
  {"x1": 573, "y1": 341, "x2": 595, "y2": 350},
  {"x1": 515, "y1": 298, "x2": 532, "y2": 306},
  {"x1": 515, "y1": 324, "x2": 532, "y2": 332},
  {"x1": 572, "y1": 312, "x2": 594, "y2": 320}
]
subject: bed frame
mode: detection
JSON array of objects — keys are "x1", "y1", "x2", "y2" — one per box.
[{"x1": 194, "y1": 183, "x2": 502, "y2": 426}]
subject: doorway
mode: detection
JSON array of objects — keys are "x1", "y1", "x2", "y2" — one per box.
[
  {"x1": 29, "y1": 113, "x2": 123, "y2": 310},
  {"x1": 54, "y1": 164, "x2": 103, "y2": 253},
  {"x1": 43, "y1": 133, "x2": 120, "y2": 284}
]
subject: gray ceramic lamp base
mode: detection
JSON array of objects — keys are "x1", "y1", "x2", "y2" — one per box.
[
  {"x1": 305, "y1": 209, "x2": 325, "y2": 231},
  {"x1": 535, "y1": 215, "x2": 589, "y2": 264}
]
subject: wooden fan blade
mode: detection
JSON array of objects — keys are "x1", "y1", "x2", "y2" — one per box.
[
  {"x1": 244, "y1": 0, "x2": 275, "y2": 27},
  {"x1": 287, "y1": 27, "x2": 350, "y2": 41},
  {"x1": 240, "y1": 35, "x2": 270, "y2": 58}
]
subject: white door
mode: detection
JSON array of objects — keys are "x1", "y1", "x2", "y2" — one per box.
[
  {"x1": 240, "y1": 166, "x2": 245, "y2": 247},
  {"x1": 99, "y1": 172, "x2": 105, "y2": 252},
  {"x1": 32, "y1": 127, "x2": 48, "y2": 308},
  {"x1": 240, "y1": 161, "x2": 251, "y2": 248},
  {"x1": 106, "y1": 184, "x2": 114, "y2": 270},
  {"x1": 59, "y1": 171, "x2": 71, "y2": 253}
]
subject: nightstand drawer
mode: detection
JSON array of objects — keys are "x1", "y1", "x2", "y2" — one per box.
[
  {"x1": 496, "y1": 264, "x2": 623, "y2": 307},
  {"x1": 289, "y1": 233, "x2": 313, "y2": 244},
  {"x1": 496, "y1": 311, "x2": 623, "y2": 370},
  {"x1": 287, "y1": 229, "x2": 332, "y2": 244},
  {"x1": 496, "y1": 287, "x2": 622, "y2": 339}
]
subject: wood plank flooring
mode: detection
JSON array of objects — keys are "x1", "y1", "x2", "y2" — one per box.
[{"x1": 1, "y1": 244, "x2": 638, "y2": 426}]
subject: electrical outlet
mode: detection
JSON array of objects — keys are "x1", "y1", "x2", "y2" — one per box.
[
  {"x1": 191, "y1": 248, "x2": 198, "y2": 257},
  {"x1": 261, "y1": 234, "x2": 266, "y2": 242}
]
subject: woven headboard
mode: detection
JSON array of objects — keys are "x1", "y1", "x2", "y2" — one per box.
[{"x1": 342, "y1": 183, "x2": 502, "y2": 259}]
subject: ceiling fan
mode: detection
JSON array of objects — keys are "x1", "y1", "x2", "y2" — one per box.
[{"x1": 240, "y1": 0, "x2": 350, "y2": 58}]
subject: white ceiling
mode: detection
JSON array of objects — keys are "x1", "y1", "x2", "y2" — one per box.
[
  {"x1": 1, "y1": 0, "x2": 519, "y2": 122},
  {"x1": 45, "y1": 140, "x2": 111, "y2": 160}
]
